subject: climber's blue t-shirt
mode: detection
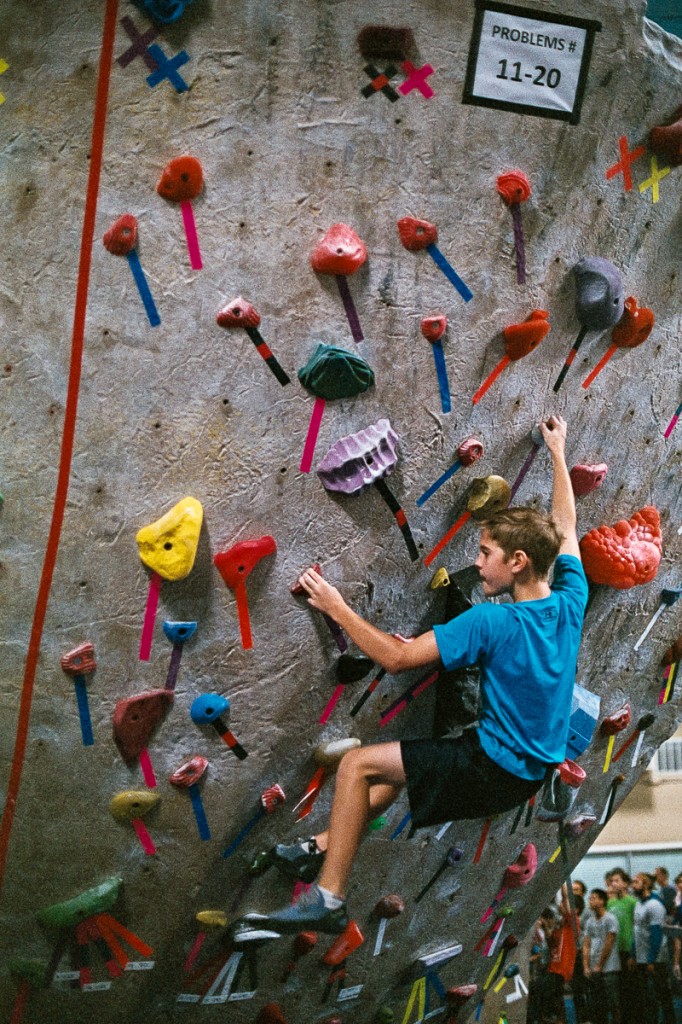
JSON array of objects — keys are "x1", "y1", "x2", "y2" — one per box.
[{"x1": 432, "y1": 555, "x2": 588, "y2": 781}]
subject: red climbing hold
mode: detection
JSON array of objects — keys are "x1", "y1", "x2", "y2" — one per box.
[
  {"x1": 103, "y1": 213, "x2": 138, "y2": 256},
  {"x1": 397, "y1": 216, "x2": 438, "y2": 251},
  {"x1": 157, "y1": 155, "x2": 204, "y2": 202},
  {"x1": 503, "y1": 310, "x2": 550, "y2": 361}
]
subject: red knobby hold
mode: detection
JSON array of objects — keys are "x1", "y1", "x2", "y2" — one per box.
[
  {"x1": 457, "y1": 437, "x2": 484, "y2": 467},
  {"x1": 612, "y1": 296, "x2": 655, "y2": 349},
  {"x1": 216, "y1": 296, "x2": 261, "y2": 330},
  {"x1": 310, "y1": 223, "x2": 367, "y2": 275},
  {"x1": 157, "y1": 155, "x2": 204, "y2": 202},
  {"x1": 103, "y1": 214, "x2": 138, "y2": 256},
  {"x1": 580, "y1": 506, "x2": 662, "y2": 589},
  {"x1": 397, "y1": 216, "x2": 438, "y2": 251},
  {"x1": 503, "y1": 309, "x2": 550, "y2": 360}
]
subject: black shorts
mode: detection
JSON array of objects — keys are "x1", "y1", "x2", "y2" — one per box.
[{"x1": 400, "y1": 728, "x2": 543, "y2": 828}]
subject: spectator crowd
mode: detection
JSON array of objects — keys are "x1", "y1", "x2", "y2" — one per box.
[{"x1": 527, "y1": 867, "x2": 682, "y2": 1024}]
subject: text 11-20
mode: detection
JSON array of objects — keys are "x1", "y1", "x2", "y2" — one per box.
[{"x1": 496, "y1": 61, "x2": 561, "y2": 87}]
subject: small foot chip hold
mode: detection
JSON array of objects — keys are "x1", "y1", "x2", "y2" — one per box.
[{"x1": 430, "y1": 568, "x2": 450, "y2": 590}]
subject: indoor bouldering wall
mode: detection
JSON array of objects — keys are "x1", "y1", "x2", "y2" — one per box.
[{"x1": 0, "y1": 0, "x2": 680, "y2": 1022}]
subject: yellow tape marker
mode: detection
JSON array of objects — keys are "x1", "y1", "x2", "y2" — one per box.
[
  {"x1": 603, "y1": 734, "x2": 615, "y2": 773},
  {"x1": 639, "y1": 156, "x2": 670, "y2": 203}
]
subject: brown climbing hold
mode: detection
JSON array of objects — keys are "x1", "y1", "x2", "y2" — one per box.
[
  {"x1": 661, "y1": 635, "x2": 682, "y2": 665},
  {"x1": 255, "y1": 1003, "x2": 288, "y2": 1024},
  {"x1": 103, "y1": 213, "x2": 138, "y2": 256},
  {"x1": 649, "y1": 105, "x2": 682, "y2": 167},
  {"x1": 374, "y1": 894, "x2": 405, "y2": 918},
  {"x1": 61, "y1": 641, "x2": 96, "y2": 676},
  {"x1": 310, "y1": 223, "x2": 367, "y2": 276},
  {"x1": 112, "y1": 690, "x2": 173, "y2": 762},
  {"x1": 357, "y1": 25, "x2": 415, "y2": 60},
  {"x1": 397, "y1": 216, "x2": 438, "y2": 251},
  {"x1": 157, "y1": 155, "x2": 204, "y2": 202}
]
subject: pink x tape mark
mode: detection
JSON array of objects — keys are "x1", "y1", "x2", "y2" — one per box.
[{"x1": 398, "y1": 61, "x2": 435, "y2": 98}]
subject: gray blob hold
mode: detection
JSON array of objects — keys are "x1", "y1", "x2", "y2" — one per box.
[
  {"x1": 573, "y1": 257, "x2": 625, "y2": 330},
  {"x1": 316, "y1": 418, "x2": 399, "y2": 494}
]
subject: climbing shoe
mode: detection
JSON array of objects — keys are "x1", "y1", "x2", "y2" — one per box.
[
  {"x1": 240, "y1": 883, "x2": 348, "y2": 935},
  {"x1": 250, "y1": 838, "x2": 325, "y2": 883}
]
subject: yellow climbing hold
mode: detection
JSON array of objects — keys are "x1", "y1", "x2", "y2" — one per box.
[
  {"x1": 136, "y1": 497, "x2": 203, "y2": 581},
  {"x1": 110, "y1": 790, "x2": 160, "y2": 822},
  {"x1": 430, "y1": 567, "x2": 450, "y2": 590},
  {"x1": 196, "y1": 910, "x2": 228, "y2": 928}
]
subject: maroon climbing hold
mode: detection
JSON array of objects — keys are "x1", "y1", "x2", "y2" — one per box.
[
  {"x1": 662, "y1": 635, "x2": 682, "y2": 666},
  {"x1": 374, "y1": 894, "x2": 406, "y2": 918},
  {"x1": 600, "y1": 704, "x2": 631, "y2": 736},
  {"x1": 112, "y1": 690, "x2": 173, "y2": 762},
  {"x1": 397, "y1": 216, "x2": 438, "y2": 251},
  {"x1": 357, "y1": 25, "x2": 415, "y2": 60},
  {"x1": 457, "y1": 437, "x2": 484, "y2": 467},
  {"x1": 103, "y1": 213, "x2": 138, "y2": 256},
  {"x1": 255, "y1": 1003, "x2": 288, "y2": 1024},
  {"x1": 570, "y1": 463, "x2": 608, "y2": 497},
  {"x1": 649, "y1": 105, "x2": 682, "y2": 167},
  {"x1": 420, "y1": 314, "x2": 447, "y2": 342}
]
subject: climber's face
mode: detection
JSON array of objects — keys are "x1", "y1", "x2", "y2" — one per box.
[{"x1": 474, "y1": 530, "x2": 516, "y2": 596}]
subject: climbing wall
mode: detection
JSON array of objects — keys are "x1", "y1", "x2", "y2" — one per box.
[{"x1": 0, "y1": 0, "x2": 680, "y2": 1021}]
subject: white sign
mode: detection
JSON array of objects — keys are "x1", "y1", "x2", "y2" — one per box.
[{"x1": 463, "y1": 1, "x2": 601, "y2": 124}]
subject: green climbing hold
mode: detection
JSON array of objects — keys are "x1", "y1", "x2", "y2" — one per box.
[
  {"x1": 368, "y1": 815, "x2": 387, "y2": 831},
  {"x1": 298, "y1": 343, "x2": 374, "y2": 400},
  {"x1": 36, "y1": 876, "x2": 122, "y2": 929}
]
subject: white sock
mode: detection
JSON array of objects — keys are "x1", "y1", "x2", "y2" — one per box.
[{"x1": 317, "y1": 884, "x2": 344, "y2": 909}]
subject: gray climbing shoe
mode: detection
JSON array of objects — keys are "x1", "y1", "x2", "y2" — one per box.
[{"x1": 240, "y1": 883, "x2": 348, "y2": 935}]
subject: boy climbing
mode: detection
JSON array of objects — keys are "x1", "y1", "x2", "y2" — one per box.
[{"x1": 236, "y1": 415, "x2": 588, "y2": 938}]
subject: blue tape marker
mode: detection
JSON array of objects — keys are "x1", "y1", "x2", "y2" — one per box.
[
  {"x1": 146, "y1": 44, "x2": 190, "y2": 92},
  {"x1": 189, "y1": 784, "x2": 211, "y2": 841},
  {"x1": 390, "y1": 810, "x2": 412, "y2": 840},
  {"x1": 416, "y1": 459, "x2": 462, "y2": 507},
  {"x1": 431, "y1": 340, "x2": 451, "y2": 413},
  {"x1": 426, "y1": 243, "x2": 473, "y2": 303},
  {"x1": 73, "y1": 677, "x2": 94, "y2": 746},
  {"x1": 428, "y1": 970, "x2": 446, "y2": 1001},
  {"x1": 126, "y1": 250, "x2": 161, "y2": 327},
  {"x1": 221, "y1": 808, "x2": 264, "y2": 858}
]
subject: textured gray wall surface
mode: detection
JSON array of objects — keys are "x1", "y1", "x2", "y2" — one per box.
[{"x1": 0, "y1": 0, "x2": 680, "y2": 1020}]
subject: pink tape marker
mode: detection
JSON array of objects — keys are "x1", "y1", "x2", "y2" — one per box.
[
  {"x1": 138, "y1": 747, "x2": 157, "y2": 788},
  {"x1": 181, "y1": 200, "x2": 202, "y2": 270},
  {"x1": 664, "y1": 401, "x2": 682, "y2": 439},
  {"x1": 139, "y1": 571, "x2": 162, "y2": 661},
  {"x1": 183, "y1": 932, "x2": 207, "y2": 973},
  {"x1": 132, "y1": 818, "x2": 157, "y2": 856},
  {"x1": 300, "y1": 397, "x2": 326, "y2": 473}
]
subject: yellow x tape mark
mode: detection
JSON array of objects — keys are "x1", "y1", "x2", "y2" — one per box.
[{"x1": 639, "y1": 156, "x2": 671, "y2": 203}]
